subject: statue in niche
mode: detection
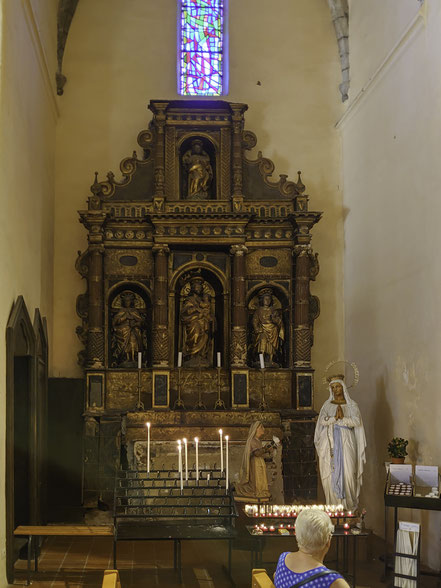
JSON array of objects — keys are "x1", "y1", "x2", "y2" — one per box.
[
  {"x1": 314, "y1": 375, "x2": 366, "y2": 511},
  {"x1": 251, "y1": 288, "x2": 285, "y2": 367},
  {"x1": 180, "y1": 275, "x2": 215, "y2": 366},
  {"x1": 182, "y1": 139, "x2": 213, "y2": 200},
  {"x1": 111, "y1": 290, "x2": 146, "y2": 367}
]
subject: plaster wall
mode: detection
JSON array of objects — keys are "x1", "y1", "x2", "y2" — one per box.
[
  {"x1": 341, "y1": 0, "x2": 441, "y2": 569},
  {"x1": 53, "y1": 0, "x2": 344, "y2": 413},
  {"x1": 0, "y1": 0, "x2": 57, "y2": 583}
]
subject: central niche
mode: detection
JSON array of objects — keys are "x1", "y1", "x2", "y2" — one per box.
[
  {"x1": 175, "y1": 268, "x2": 224, "y2": 367},
  {"x1": 179, "y1": 136, "x2": 216, "y2": 200}
]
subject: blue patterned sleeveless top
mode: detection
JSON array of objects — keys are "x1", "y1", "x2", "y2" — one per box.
[{"x1": 274, "y1": 553, "x2": 343, "y2": 588}]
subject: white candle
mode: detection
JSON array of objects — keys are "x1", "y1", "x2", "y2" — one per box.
[
  {"x1": 138, "y1": 352, "x2": 142, "y2": 369},
  {"x1": 225, "y1": 435, "x2": 229, "y2": 492},
  {"x1": 178, "y1": 441, "x2": 183, "y2": 493},
  {"x1": 219, "y1": 429, "x2": 223, "y2": 472},
  {"x1": 217, "y1": 352, "x2": 221, "y2": 367},
  {"x1": 183, "y1": 438, "x2": 188, "y2": 481},
  {"x1": 194, "y1": 437, "x2": 199, "y2": 481},
  {"x1": 146, "y1": 422, "x2": 151, "y2": 474},
  {"x1": 178, "y1": 351, "x2": 182, "y2": 367},
  {"x1": 259, "y1": 353, "x2": 265, "y2": 369}
]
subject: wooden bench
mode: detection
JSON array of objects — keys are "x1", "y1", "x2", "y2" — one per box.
[
  {"x1": 252, "y1": 568, "x2": 276, "y2": 588},
  {"x1": 14, "y1": 525, "x2": 114, "y2": 585},
  {"x1": 102, "y1": 569, "x2": 121, "y2": 588}
]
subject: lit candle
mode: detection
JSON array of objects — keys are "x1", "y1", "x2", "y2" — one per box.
[
  {"x1": 146, "y1": 422, "x2": 151, "y2": 474},
  {"x1": 219, "y1": 429, "x2": 223, "y2": 472},
  {"x1": 225, "y1": 435, "x2": 229, "y2": 492},
  {"x1": 217, "y1": 352, "x2": 221, "y2": 367},
  {"x1": 194, "y1": 437, "x2": 199, "y2": 481},
  {"x1": 178, "y1": 440, "x2": 183, "y2": 493},
  {"x1": 177, "y1": 351, "x2": 182, "y2": 368},
  {"x1": 138, "y1": 352, "x2": 142, "y2": 369},
  {"x1": 177, "y1": 440, "x2": 182, "y2": 473},
  {"x1": 344, "y1": 523, "x2": 350, "y2": 530},
  {"x1": 183, "y1": 438, "x2": 188, "y2": 481}
]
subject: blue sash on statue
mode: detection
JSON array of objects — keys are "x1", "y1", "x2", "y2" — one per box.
[{"x1": 332, "y1": 425, "x2": 350, "y2": 499}]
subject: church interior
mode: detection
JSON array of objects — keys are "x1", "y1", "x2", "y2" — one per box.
[{"x1": 1, "y1": 0, "x2": 441, "y2": 586}]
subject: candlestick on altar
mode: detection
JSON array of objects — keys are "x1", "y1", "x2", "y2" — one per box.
[
  {"x1": 225, "y1": 435, "x2": 229, "y2": 493},
  {"x1": 135, "y1": 352, "x2": 145, "y2": 411},
  {"x1": 146, "y1": 422, "x2": 151, "y2": 474},
  {"x1": 214, "y1": 353, "x2": 226, "y2": 409},
  {"x1": 219, "y1": 429, "x2": 224, "y2": 472},
  {"x1": 194, "y1": 437, "x2": 199, "y2": 482},
  {"x1": 258, "y1": 355, "x2": 267, "y2": 411},
  {"x1": 174, "y1": 352, "x2": 185, "y2": 410},
  {"x1": 183, "y1": 438, "x2": 188, "y2": 481}
]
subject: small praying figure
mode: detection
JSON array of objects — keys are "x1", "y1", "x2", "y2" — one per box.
[
  {"x1": 235, "y1": 421, "x2": 273, "y2": 502},
  {"x1": 314, "y1": 376, "x2": 367, "y2": 510}
]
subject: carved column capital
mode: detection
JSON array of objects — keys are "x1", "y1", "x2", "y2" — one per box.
[
  {"x1": 152, "y1": 243, "x2": 170, "y2": 256},
  {"x1": 230, "y1": 244, "x2": 248, "y2": 257},
  {"x1": 293, "y1": 244, "x2": 311, "y2": 257}
]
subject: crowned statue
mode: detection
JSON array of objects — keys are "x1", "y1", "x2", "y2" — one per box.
[
  {"x1": 182, "y1": 139, "x2": 213, "y2": 200},
  {"x1": 314, "y1": 370, "x2": 367, "y2": 510},
  {"x1": 180, "y1": 275, "x2": 215, "y2": 366},
  {"x1": 251, "y1": 288, "x2": 285, "y2": 367}
]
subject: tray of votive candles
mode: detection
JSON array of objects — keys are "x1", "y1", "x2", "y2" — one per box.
[{"x1": 244, "y1": 504, "x2": 360, "y2": 529}]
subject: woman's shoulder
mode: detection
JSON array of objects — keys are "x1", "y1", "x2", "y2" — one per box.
[{"x1": 330, "y1": 577, "x2": 350, "y2": 588}]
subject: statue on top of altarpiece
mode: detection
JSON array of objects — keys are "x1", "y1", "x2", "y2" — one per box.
[
  {"x1": 111, "y1": 290, "x2": 146, "y2": 367},
  {"x1": 251, "y1": 288, "x2": 285, "y2": 367},
  {"x1": 180, "y1": 275, "x2": 215, "y2": 367},
  {"x1": 182, "y1": 139, "x2": 213, "y2": 200}
]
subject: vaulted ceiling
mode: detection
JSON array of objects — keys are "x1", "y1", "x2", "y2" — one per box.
[{"x1": 56, "y1": 0, "x2": 349, "y2": 101}]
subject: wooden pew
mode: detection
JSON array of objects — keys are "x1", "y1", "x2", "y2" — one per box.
[
  {"x1": 102, "y1": 569, "x2": 121, "y2": 588},
  {"x1": 14, "y1": 525, "x2": 114, "y2": 585},
  {"x1": 252, "y1": 568, "x2": 276, "y2": 588}
]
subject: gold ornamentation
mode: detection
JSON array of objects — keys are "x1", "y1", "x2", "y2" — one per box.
[
  {"x1": 323, "y1": 360, "x2": 360, "y2": 389},
  {"x1": 246, "y1": 248, "x2": 291, "y2": 276}
]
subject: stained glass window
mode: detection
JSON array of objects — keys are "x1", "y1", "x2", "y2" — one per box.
[{"x1": 179, "y1": 0, "x2": 225, "y2": 96}]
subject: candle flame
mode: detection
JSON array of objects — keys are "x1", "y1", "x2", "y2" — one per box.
[
  {"x1": 194, "y1": 437, "x2": 199, "y2": 443},
  {"x1": 146, "y1": 422, "x2": 151, "y2": 428},
  {"x1": 225, "y1": 435, "x2": 229, "y2": 440},
  {"x1": 219, "y1": 429, "x2": 223, "y2": 434},
  {"x1": 183, "y1": 438, "x2": 187, "y2": 443}
]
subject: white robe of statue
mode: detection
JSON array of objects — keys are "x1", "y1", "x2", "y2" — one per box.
[{"x1": 314, "y1": 379, "x2": 366, "y2": 510}]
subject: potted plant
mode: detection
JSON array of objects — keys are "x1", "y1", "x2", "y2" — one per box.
[{"x1": 387, "y1": 437, "x2": 409, "y2": 463}]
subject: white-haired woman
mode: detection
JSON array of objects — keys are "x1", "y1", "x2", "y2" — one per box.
[{"x1": 274, "y1": 509, "x2": 349, "y2": 588}]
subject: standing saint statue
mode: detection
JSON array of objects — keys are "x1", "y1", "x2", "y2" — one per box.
[
  {"x1": 112, "y1": 291, "x2": 145, "y2": 366},
  {"x1": 235, "y1": 421, "x2": 273, "y2": 502},
  {"x1": 182, "y1": 139, "x2": 213, "y2": 200},
  {"x1": 314, "y1": 376, "x2": 367, "y2": 510},
  {"x1": 180, "y1": 276, "x2": 215, "y2": 366},
  {"x1": 252, "y1": 288, "x2": 285, "y2": 367}
]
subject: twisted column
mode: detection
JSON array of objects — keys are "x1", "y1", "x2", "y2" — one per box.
[
  {"x1": 230, "y1": 244, "x2": 248, "y2": 366},
  {"x1": 152, "y1": 244, "x2": 170, "y2": 366},
  {"x1": 293, "y1": 245, "x2": 312, "y2": 368}
]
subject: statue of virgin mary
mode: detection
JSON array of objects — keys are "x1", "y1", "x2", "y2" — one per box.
[
  {"x1": 314, "y1": 377, "x2": 367, "y2": 510},
  {"x1": 234, "y1": 421, "x2": 272, "y2": 502}
]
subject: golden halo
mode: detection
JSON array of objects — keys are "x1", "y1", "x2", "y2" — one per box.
[{"x1": 323, "y1": 360, "x2": 360, "y2": 389}]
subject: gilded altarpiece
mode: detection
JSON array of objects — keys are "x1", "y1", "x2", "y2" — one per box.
[{"x1": 77, "y1": 101, "x2": 321, "y2": 506}]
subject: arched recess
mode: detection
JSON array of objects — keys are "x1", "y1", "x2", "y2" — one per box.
[{"x1": 5, "y1": 297, "x2": 40, "y2": 583}]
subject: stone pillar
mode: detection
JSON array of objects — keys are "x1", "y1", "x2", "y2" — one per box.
[
  {"x1": 80, "y1": 211, "x2": 107, "y2": 368},
  {"x1": 231, "y1": 105, "x2": 245, "y2": 196},
  {"x1": 152, "y1": 244, "x2": 170, "y2": 366},
  {"x1": 153, "y1": 104, "x2": 166, "y2": 198},
  {"x1": 230, "y1": 244, "x2": 248, "y2": 366},
  {"x1": 293, "y1": 245, "x2": 312, "y2": 368}
]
